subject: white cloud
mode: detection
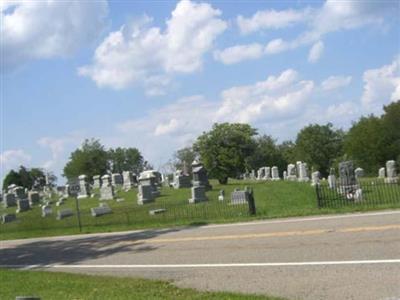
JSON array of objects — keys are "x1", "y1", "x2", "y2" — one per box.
[
  {"x1": 217, "y1": 1, "x2": 397, "y2": 65},
  {"x1": 0, "y1": 149, "x2": 31, "y2": 169},
  {"x1": 216, "y1": 69, "x2": 314, "y2": 123},
  {"x1": 0, "y1": 149, "x2": 31, "y2": 187},
  {"x1": 237, "y1": 8, "x2": 311, "y2": 34},
  {"x1": 154, "y1": 118, "x2": 180, "y2": 136},
  {"x1": 265, "y1": 39, "x2": 290, "y2": 55},
  {"x1": 109, "y1": 69, "x2": 316, "y2": 165},
  {"x1": 1, "y1": 0, "x2": 108, "y2": 71},
  {"x1": 213, "y1": 43, "x2": 264, "y2": 65},
  {"x1": 321, "y1": 75, "x2": 352, "y2": 91},
  {"x1": 37, "y1": 133, "x2": 84, "y2": 172},
  {"x1": 308, "y1": 41, "x2": 324, "y2": 63},
  {"x1": 361, "y1": 56, "x2": 400, "y2": 112},
  {"x1": 79, "y1": 0, "x2": 227, "y2": 94}
]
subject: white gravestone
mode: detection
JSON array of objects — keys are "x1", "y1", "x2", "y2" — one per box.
[
  {"x1": 271, "y1": 166, "x2": 280, "y2": 181},
  {"x1": 385, "y1": 160, "x2": 398, "y2": 183},
  {"x1": 100, "y1": 175, "x2": 115, "y2": 200}
]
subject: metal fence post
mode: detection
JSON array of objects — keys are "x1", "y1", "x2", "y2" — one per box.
[
  {"x1": 75, "y1": 196, "x2": 82, "y2": 232},
  {"x1": 248, "y1": 188, "x2": 256, "y2": 215},
  {"x1": 315, "y1": 183, "x2": 322, "y2": 208}
]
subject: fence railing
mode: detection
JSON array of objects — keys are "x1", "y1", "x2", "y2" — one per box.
[
  {"x1": 0, "y1": 190, "x2": 255, "y2": 235},
  {"x1": 315, "y1": 178, "x2": 400, "y2": 208}
]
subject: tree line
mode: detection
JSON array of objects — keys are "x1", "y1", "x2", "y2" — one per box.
[
  {"x1": 3, "y1": 101, "x2": 399, "y2": 188},
  {"x1": 174, "y1": 101, "x2": 399, "y2": 183}
]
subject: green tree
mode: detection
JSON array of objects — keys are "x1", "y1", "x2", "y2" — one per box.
[
  {"x1": 246, "y1": 135, "x2": 287, "y2": 174},
  {"x1": 173, "y1": 147, "x2": 196, "y2": 174},
  {"x1": 63, "y1": 139, "x2": 109, "y2": 180},
  {"x1": 2, "y1": 169, "x2": 22, "y2": 189},
  {"x1": 344, "y1": 115, "x2": 385, "y2": 175},
  {"x1": 108, "y1": 147, "x2": 144, "y2": 173},
  {"x1": 2, "y1": 166, "x2": 47, "y2": 190},
  {"x1": 381, "y1": 101, "x2": 400, "y2": 165},
  {"x1": 295, "y1": 123, "x2": 344, "y2": 177},
  {"x1": 278, "y1": 140, "x2": 296, "y2": 165},
  {"x1": 193, "y1": 123, "x2": 257, "y2": 184}
]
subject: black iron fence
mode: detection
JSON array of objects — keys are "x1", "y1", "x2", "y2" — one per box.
[
  {"x1": 0, "y1": 191, "x2": 255, "y2": 235},
  {"x1": 316, "y1": 178, "x2": 400, "y2": 208}
]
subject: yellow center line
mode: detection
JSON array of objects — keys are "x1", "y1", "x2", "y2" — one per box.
[{"x1": 117, "y1": 224, "x2": 400, "y2": 245}]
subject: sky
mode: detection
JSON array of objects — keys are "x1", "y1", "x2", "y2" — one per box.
[{"x1": 1, "y1": 0, "x2": 400, "y2": 188}]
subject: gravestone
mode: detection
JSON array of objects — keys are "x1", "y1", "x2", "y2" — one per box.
[
  {"x1": 339, "y1": 161, "x2": 356, "y2": 186},
  {"x1": 328, "y1": 168, "x2": 336, "y2": 189},
  {"x1": 16, "y1": 199, "x2": 30, "y2": 213},
  {"x1": 112, "y1": 173, "x2": 123, "y2": 186},
  {"x1": 100, "y1": 175, "x2": 115, "y2": 200},
  {"x1": 218, "y1": 190, "x2": 225, "y2": 201},
  {"x1": 91, "y1": 203, "x2": 112, "y2": 217},
  {"x1": 14, "y1": 186, "x2": 27, "y2": 200},
  {"x1": 77, "y1": 175, "x2": 90, "y2": 199},
  {"x1": 122, "y1": 171, "x2": 135, "y2": 190},
  {"x1": 250, "y1": 170, "x2": 256, "y2": 180},
  {"x1": 378, "y1": 167, "x2": 385, "y2": 178},
  {"x1": 137, "y1": 184, "x2": 154, "y2": 205},
  {"x1": 354, "y1": 167, "x2": 364, "y2": 179},
  {"x1": 298, "y1": 162, "x2": 309, "y2": 182},
  {"x1": 28, "y1": 191, "x2": 40, "y2": 205},
  {"x1": 296, "y1": 161, "x2": 302, "y2": 178},
  {"x1": 1, "y1": 213, "x2": 16, "y2": 224},
  {"x1": 189, "y1": 160, "x2": 209, "y2": 203},
  {"x1": 231, "y1": 189, "x2": 249, "y2": 205},
  {"x1": 271, "y1": 166, "x2": 280, "y2": 181},
  {"x1": 56, "y1": 198, "x2": 64, "y2": 206},
  {"x1": 92, "y1": 175, "x2": 101, "y2": 189},
  {"x1": 173, "y1": 170, "x2": 191, "y2": 189},
  {"x1": 257, "y1": 167, "x2": 265, "y2": 180},
  {"x1": 338, "y1": 161, "x2": 360, "y2": 197},
  {"x1": 3, "y1": 193, "x2": 16, "y2": 207},
  {"x1": 287, "y1": 164, "x2": 297, "y2": 181},
  {"x1": 41, "y1": 205, "x2": 52, "y2": 217},
  {"x1": 311, "y1": 171, "x2": 320, "y2": 186},
  {"x1": 149, "y1": 208, "x2": 166, "y2": 215},
  {"x1": 138, "y1": 171, "x2": 160, "y2": 197},
  {"x1": 385, "y1": 160, "x2": 398, "y2": 183},
  {"x1": 283, "y1": 171, "x2": 287, "y2": 180},
  {"x1": 56, "y1": 209, "x2": 73, "y2": 220},
  {"x1": 264, "y1": 167, "x2": 271, "y2": 180},
  {"x1": 191, "y1": 160, "x2": 212, "y2": 190},
  {"x1": 188, "y1": 186, "x2": 207, "y2": 203}
]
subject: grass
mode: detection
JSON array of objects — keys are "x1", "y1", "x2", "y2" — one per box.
[
  {"x1": 1, "y1": 179, "x2": 399, "y2": 240},
  {"x1": 0, "y1": 268, "x2": 284, "y2": 300}
]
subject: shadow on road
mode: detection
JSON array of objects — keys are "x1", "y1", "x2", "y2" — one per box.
[{"x1": 0, "y1": 227, "x2": 188, "y2": 267}]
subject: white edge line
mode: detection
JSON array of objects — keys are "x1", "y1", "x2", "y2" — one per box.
[
  {"x1": 2, "y1": 260, "x2": 400, "y2": 269},
  {"x1": 204, "y1": 210, "x2": 400, "y2": 229}
]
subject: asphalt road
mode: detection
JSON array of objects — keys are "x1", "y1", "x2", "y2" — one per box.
[{"x1": 1, "y1": 210, "x2": 400, "y2": 300}]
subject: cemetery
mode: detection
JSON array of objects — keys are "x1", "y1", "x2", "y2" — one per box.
[{"x1": 1, "y1": 158, "x2": 399, "y2": 240}]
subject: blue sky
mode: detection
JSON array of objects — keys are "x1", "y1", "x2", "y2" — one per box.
[{"x1": 1, "y1": 0, "x2": 399, "y2": 187}]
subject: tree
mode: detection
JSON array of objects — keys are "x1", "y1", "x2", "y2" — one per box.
[
  {"x1": 2, "y1": 169, "x2": 22, "y2": 189},
  {"x1": 344, "y1": 101, "x2": 400, "y2": 174},
  {"x1": 193, "y1": 123, "x2": 257, "y2": 184},
  {"x1": 108, "y1": 147, "x2": 144, "y2": 174},
  {"x1": 246, "y1": 135, "x2": 287, "y2": 174},
  {"x1": 278, "y1": 140, "x2": 296, "y2": 165},
  {"x1": 381, "y1": 101, "x2": 400, "y2": 165},
  {"x1": 295, "y1": 123, "x2": 344, "y2": 177},
  {"x1": 173, "y1": 147, "x2": 196, "y2": 174},
  {"x1": 2, "y1": 166, "x2": 47, "y2": 190},
  {"x1": 63, "y1": 139, "x2": 109, "y2": 180}
]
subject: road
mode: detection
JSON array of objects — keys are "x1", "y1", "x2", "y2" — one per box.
[{"x1": 1, "y1": 210, "x2": 400, "y2": 300}]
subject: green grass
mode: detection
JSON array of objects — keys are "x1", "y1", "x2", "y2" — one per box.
[
  {"x1": 1, "y1": 179, "x2": 399, "y2": 240},
  {"x1": 0, "y1": 268, "x2": 283, "y2": 300}
]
